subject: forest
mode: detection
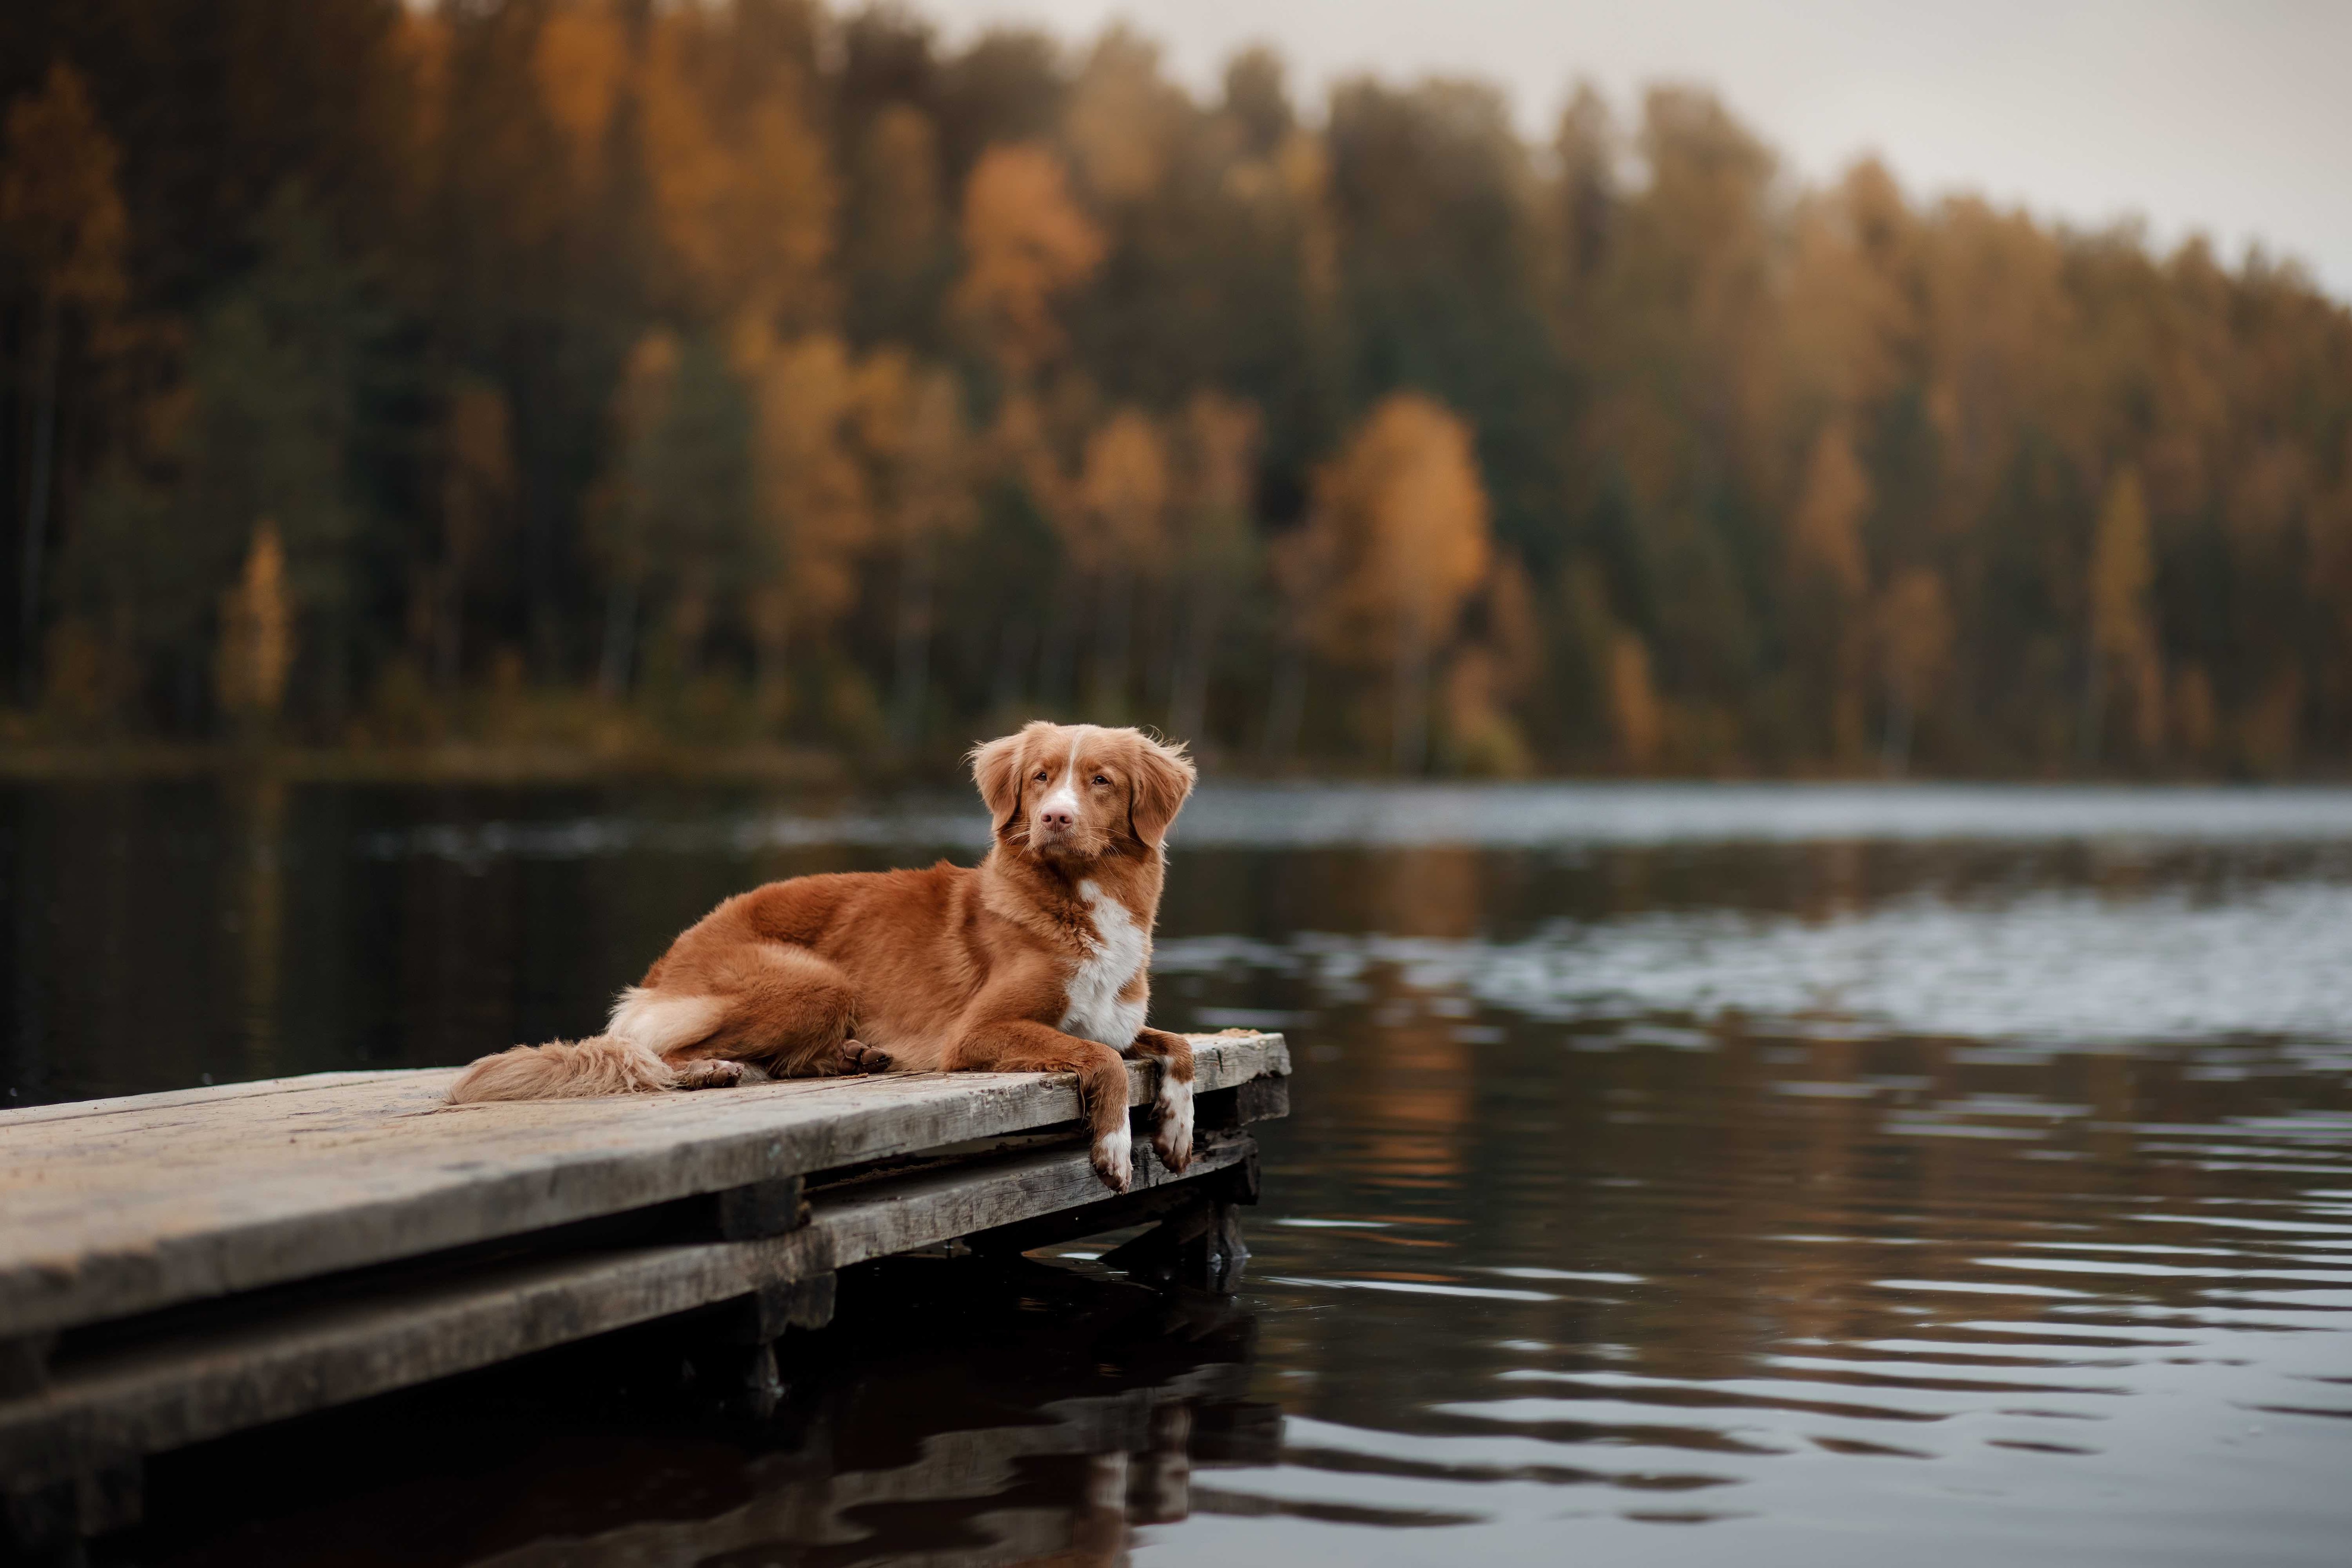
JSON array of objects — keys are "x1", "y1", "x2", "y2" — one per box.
[{"x1": 4, "y1": 0, "x2": 2351, "y2": 776}]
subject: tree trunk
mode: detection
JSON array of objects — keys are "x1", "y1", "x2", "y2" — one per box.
[
  {"x1": 1091, "y1": 563, "x2": 1132, "y2": 722},
  {"x1": 2079, "y1": 643, "x2": 2104, "y2": 768},
  {"x1": 18, "y1": 295, "x2": 62, "y2": 704},
  {"x1": 435, "y1": 565, "x2": 464, "y2": 688},
  {"x1": 1263, "y1": 646, "x2": 1305, "y2": 765},
  {"x1": 1391, "y1": 607, "x2": 1429, "y2": 775},
  {"x1": 990, "y1": 614, "x2": 1034, "y2": 720},
  {"x1": 597, "y1": 577, "x2": 638, "y2": 699},
  {"x1": 1169, "y1": 582, "x2": 1217, "y2": 749},
  {"x1": 1037, "y1": 570, "x2": 1081, "y2": 714},
  {"x1": 1882, "y1": 690, "x2": 1913, "y2": 778}
]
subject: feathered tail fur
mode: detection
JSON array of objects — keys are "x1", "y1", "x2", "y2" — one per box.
[
  {"x1": 444, "y1": 1034, "x2": 675, "y2": 1103},
  {"x1": 445, "y1": 985, "x2": 732, "y2": 1104}
]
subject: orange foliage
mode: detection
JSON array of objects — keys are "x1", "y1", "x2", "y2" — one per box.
[
  {"x1": 954, "y1": 144, "x2": 1105, "y2": 378},
  {"x1": 216, "y1": 523, "x2": 293, "y2": 722},
  {"x1": 531, "y1": 2, "x2": 627, "y2": 191},
  {"x1": 1076, "y1": 411, "x2": 1171, "y2": 576},
  {"x1": 1290, "y1": 394, "x2": 1491, "y2": 672},
  {"x1": 0, "y1": 63, "x2": 127, "y2": 310},
  {"x1": 1790, "y1": 420, "x2": 1872, "y2": 600},
  {"x1": 639, "y1": 15, "x2": 834, "y2": 325}
]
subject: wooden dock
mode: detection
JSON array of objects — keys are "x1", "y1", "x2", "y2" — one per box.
[{"x1": 0, "y1": 1032, "x2": 1290, "y2": 1560}]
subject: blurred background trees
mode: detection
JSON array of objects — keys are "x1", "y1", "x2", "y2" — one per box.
[{"x1": 2, "y1": 0, "x2": 2349, "y2": 777}]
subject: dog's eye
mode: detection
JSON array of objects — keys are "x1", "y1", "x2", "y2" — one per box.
[
  {"x1": 1034, "y1": 770, "x2": 1048, "y2": 782},
  {"x1": 1092, "y1": 774, "x2": 1110, "y2": 786}
]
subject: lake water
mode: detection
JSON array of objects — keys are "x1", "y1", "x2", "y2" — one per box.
[{"x1": 5, "y1": 779, "x2": 2350, "y2": 1565}]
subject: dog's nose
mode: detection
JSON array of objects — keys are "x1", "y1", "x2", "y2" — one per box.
[{"x1": 1040, "y1": 805, "x2": 1075, "y2": 832}]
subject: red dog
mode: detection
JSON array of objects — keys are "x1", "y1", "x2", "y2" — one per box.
[{"x1": 446, "y1": 722, "x2": 1198, "y2": 1191}]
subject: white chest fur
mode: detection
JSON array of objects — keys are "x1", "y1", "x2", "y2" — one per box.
[{"x1": 1058, "y1": 879, "x2": 1150, "y2": 1047}]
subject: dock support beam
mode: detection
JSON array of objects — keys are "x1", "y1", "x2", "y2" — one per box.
[
  {"x1": 1098, "y1": 1197, "x2": 1250, "y2": 1292},
  {"x1": 703, "y1": 1175, "x2": 828, "y2": 1411},
  {"x1": 967, "y1": 1141, "x2": 1259, "y2": 1293},
  {"x1": 713, "y1": 1175, "x2": 809, "y2": 1240}
]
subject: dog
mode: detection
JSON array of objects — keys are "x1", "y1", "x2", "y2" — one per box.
[{"x1": 444, "y1": 722, "x2": 1199, "y2": 1191}]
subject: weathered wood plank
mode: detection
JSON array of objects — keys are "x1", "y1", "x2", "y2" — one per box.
[
  {"x1": 0, "y1": 1034, "x2": 1287, "y2": 1340},
  {"x1": 0, "y1": 1071, "x2": 426, "y2": 1130},
  {"x1": 0, "y1": 1133, "x2": 1258, "y2": 1487}
]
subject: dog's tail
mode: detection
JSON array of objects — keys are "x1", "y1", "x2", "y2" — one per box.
[{"x1": 445, "y1": 1034, "x2": 674, "y2": 1104}]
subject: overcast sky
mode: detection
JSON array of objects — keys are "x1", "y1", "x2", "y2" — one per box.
[{"x1": 908, "y1": 0, "x2": 2352, "y2": 301}]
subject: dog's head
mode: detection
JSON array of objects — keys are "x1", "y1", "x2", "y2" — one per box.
[{"x1": 970, "y1": 722, "x2": 1197, "y2": 865}]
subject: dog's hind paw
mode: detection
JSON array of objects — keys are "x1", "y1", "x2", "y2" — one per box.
[
  {"x1": 838, "y1": 1039, "x2": 893, "y2": 1075},
  {"x1": 675, "y1": 1059, "x2": 746, "y2": 1090}
]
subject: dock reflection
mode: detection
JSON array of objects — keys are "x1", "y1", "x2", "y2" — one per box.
[{"x1": 120, "y1": 1256, "x2": 1279, "y2": 1568}]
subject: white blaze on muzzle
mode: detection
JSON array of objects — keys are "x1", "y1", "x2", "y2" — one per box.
[{"x1": 1037, "y1": 724, "x2": 1089, "y2": 828}]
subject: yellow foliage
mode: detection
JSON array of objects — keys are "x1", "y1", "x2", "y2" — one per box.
[
  {"x1": 2224, "y1": 440, "x2": 2307, "y2": 544},
  {"x1": 216, "y1": 521, "x2": 294, "y2": 722},
  {"x1": 2087, "y1": 466, "x2": 2166, "y2": 753},
  {"x1": 854, "y1": 104, "x2": 945, "y2": 258},
  {"x1": 40, "y1": 618, "x2": 127, "y2": 731},
  {"x1": 1180, "y1": 391, "x2": 1260, "y2": 524},
  {"x1": 741, "y1": 333, "x2": 873, "y2": 641},
  {"x1": 391, "y1": 9, "x2": 450, "y2": 165},
  {"x1": 954, "y1": 144, "x2": 1104, "y2": 378},
  {"x1": 443, "y1": 380, "x2": 515, "y2": 569},
  {"x1": 1076, "y1": 410, "x2": 1171, "y2": 575},
  {"x1": 1064, "y1": 28, "x2": 1185, "y2": 203},
  {"x1": 1874, "y1": 567, "x2": 1954, "y2": 715},
  {"x1": 639, "y1": 17, "x2": 834, "y2": 324},
  {"x1": 1785, "y1": 161, "x2": 1910, "y2": 412},
  {"x1": 1440, "y1": 557, "x2": 1542, "y2": 777},
  {"x1": 532, "y1": 2, "x2": 628, "y2": 190},
  {"x1": 1790, "y1": 420, "x2": 1872, "y2": 599},
  {"x1": 2090, "y1": 467, "x2": 2154, "y2": 663},
  {"x1": 1916, "y1": 198, "x2": 2075, "y2": 510},
  {"x1": 0, "y1": 62, "x2": 128, "y2": 310},
  {"x1": 854, "y1": 350, "x2": 975, "y2": 550},
  {"x1": 1290, "y1": 394, "x2": 1491, "y2": 671},
  {"x1": 1607, "y1": 632, "x2": 1662, "y2": 772},
  {"x1": 1442, "y1": 647, "x2": 1533, "y2": 778}
]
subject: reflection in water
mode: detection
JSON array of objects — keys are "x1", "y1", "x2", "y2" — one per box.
[
  {"x1": 122, "y1": 1258, "x2": 1279, "y2": 1567},
  {"x1": 5, "y1": 781, "x2": 2351, "y2": 1564}
]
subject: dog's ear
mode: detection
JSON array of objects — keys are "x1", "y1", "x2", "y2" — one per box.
[
  {"x1": 969, "y1": 731, "x2": 1029, "y2": 836},
  {"x1": 1126, "y1": 734, "x2": 1197, "y2": 850}
]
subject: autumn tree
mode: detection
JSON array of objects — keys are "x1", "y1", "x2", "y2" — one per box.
[
  {"x1": 1074, "y1": 408, "x2": 1169, "y2": 718},
  {"x1": 953, "y1": 143, "x2": 1104, "y2": 382},
  {"x1": 1166, "y1": 391, "x2": 1261, "y2": 751},
  {"x1": 216, "y1": 522, "x2": 293, "y2": 726},
  {"x1": 854, "y1": 352, "x2": 974, "y2": 747},
  {"x1": 1874, "y1": 568, "x2": 1955, "y2": 775},
  {"x1": 589, "y1": 329, "x2": 754, "y2": 695},
  {"x1": 1292, "y1": 394, "x2": 1492, "y2": 771},
  {"x1": 428, "y1": 380, "x2": 516, "y2": 687},
  {"x1": 1788, "y1": 419, "x2": 1874, "y2": 756},
  {"x1": 1, "y1": 63, "x2": 127, "y2": 699},
  {"x1": 2086, "y1": 465, "x2": 2161, "y2": 762},
  {"x1": 8, "y1": 0, "x2": 2352, "y2": 778}
]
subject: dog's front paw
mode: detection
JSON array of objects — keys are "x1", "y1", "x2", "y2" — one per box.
[
  {"x1": 675, "y1": 1059, "x2": 745, "y2": 1090},
  {"x1": 1152, "y1": 1075, "x2": 1194, "y2": 1172},
  {"x1": 1091, "y1": 1122, "x2": 1134, "y2": 1192},
  {"x1": 837, "y1": 1038, "x2": 892, "y2": 1075}
]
